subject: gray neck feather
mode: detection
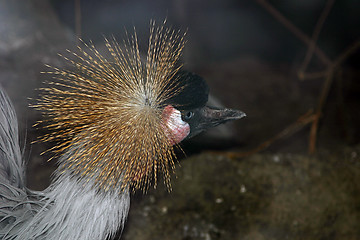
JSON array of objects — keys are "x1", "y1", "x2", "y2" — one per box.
[{"x1": 1, "y1": 173, "x2": 130, "y2": 240}]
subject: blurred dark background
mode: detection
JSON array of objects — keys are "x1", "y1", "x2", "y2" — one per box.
[
  {"x1": 51, "y1": 0, "x2": 359, "y2": 65},
  {"x1": 0, "y1": 0, "x2": 359, "y2": 239}
]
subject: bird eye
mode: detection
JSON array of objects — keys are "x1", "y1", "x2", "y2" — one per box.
[{"x1": 184, "y1": 111, "x2": 194, "y2": 120}]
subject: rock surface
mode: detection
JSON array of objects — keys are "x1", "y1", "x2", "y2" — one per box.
[{"x1": 124, "y1": 146, "x2": 360, "y2": 240}]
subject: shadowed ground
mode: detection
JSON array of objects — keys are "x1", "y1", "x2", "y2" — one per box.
[{"x1": 124, "y1": 146, "x2": 360, "y2": 239}]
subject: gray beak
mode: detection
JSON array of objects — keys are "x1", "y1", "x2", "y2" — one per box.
[
  {"x1": 201, "y1": 106, "x2": 246, "y2": 127},
  {"x1": 187, "y1": 106, "x2": 246, "y2": 139}
]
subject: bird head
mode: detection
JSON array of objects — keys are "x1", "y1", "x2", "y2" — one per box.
[
  {"x1": 163, "y1": 71, "x2": 245, "y2": 142},
  {"x1": 33, "y1": 21, "x2": 245, "y2": 193}
]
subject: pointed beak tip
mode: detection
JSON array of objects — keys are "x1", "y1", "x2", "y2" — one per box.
[
  {"x1": 230, "y1": 109, "x2": 246, "y2": 120},
  {"x1": 239, "y1": 111, "x2": 246, "y2": 118}
]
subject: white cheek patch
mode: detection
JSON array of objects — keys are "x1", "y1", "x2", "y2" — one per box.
[{"x1": 162, "y1": 105, "x2": 190, "y2": 145}]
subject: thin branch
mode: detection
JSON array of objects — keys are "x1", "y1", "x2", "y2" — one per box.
[
  {"x1": 309, "y1": 70, "x2": 334, "y2": 153},
  {"x1": 298, "y1": 40, "x2": 360, "y2": 82},
  {"x1": 255, "y1": 0, "x2": 332, "y2": 66},
  {"x1": 255, "y1": 0, "x2": 359, "y2": 154},
  {"x1": 308, "y1": 39, "x2": 360, "y2": 153},
  {"x1": 299, "y1": 0, "x2": 335, "y2": 75},
  {"x1": 333, "y1": 39, "x2": 360, "y2": 67}
]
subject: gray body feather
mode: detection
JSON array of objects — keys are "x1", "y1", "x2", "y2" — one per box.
[
  {"x1": 0, "y1": 86, "x2": 130, "y2": 239},
  {"x1": 0, "y1": 86, "x2": 25, "y2": 190}
]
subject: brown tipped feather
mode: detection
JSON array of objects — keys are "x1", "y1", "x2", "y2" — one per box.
[{"x1": 32, "y1": 21, "x2": 187, "y2": 192}]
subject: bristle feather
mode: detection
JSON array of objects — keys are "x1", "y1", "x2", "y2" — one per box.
[{"x1": 32, "y1": 21, "x2": 186, "y2": 193}]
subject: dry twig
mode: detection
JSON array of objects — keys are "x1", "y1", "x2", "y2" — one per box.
[
  {"x1": 254, "y1": 0, "x2": 359, "y2": 154},
  {"x1": 255, "y1": 0, "x2": 331, "y2": 66},
  {"x1": 309, "y1": 40, "x2": 360, "y2": 153},
  {"x1": 298, "y1": 0, "x2": 335, "y2": 75}
]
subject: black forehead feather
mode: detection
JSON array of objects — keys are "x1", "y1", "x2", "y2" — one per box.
[{"x1": 166, "y1": 71, "x2": 209, "y2": 110}]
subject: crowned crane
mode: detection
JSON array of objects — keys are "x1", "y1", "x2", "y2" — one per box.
[{"x1": 0, "y1": 21, "x2": 245, "y2": 240}]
